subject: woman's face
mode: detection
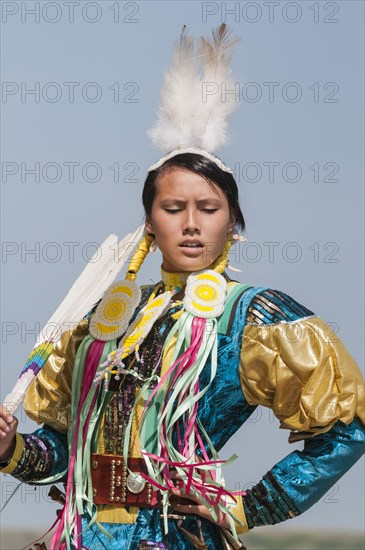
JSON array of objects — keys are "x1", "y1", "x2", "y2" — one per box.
[{"x1": 145, "y1": 168, "x2": 235, "y2": 273}]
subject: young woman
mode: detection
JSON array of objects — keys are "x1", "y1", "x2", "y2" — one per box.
[{"x1": 0, "y1": 152, "x2": 364, "y2": 550}]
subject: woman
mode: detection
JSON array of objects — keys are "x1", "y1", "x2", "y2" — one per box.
[{"x1": 0, "y1": 152, "x2": 364, "y2": 550}]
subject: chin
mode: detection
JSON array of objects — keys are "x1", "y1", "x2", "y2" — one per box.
[
  {"x1": 162, "y1": 252, "x2": 219, "y2": 273},
  {"x1": 177, "y1": 259, "x2": 215, "y2": 273}
]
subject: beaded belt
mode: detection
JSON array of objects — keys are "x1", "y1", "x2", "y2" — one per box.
[{"x1": 90, "y1": 453, "x2": 161, "y2": 507}]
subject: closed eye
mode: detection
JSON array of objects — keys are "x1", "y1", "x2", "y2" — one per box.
[{"x1": 164, "y1": 208, "x2": 218, "y2": 214}]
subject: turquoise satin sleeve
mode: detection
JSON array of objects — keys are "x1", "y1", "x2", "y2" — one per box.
[
  {"x1": 239, "y1": 288, "x2": 365, "y2": 528},
  {"x1": 271, "y1": 416, "x2": 365, "y2": 514}
]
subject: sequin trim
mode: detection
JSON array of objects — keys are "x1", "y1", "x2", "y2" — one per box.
[
  {"x1": 246, "y1": 289, "x2": 315, "y2": 326},
  {"x1": 11, "y1": 433, "x2": 54, "y2": 482},
  {"x1": 242, "y1": 471, "x2": 300, "y2": 529}
]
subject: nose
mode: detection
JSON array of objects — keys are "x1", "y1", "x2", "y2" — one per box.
[{"x1": 182, "y1": 207, "x2": 200, "y2": 234}]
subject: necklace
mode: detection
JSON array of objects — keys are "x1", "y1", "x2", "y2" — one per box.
[{"x1": 160, "y1": 266, "x2": 191, "y2": 292}]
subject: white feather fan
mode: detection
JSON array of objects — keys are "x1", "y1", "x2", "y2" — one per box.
[{"x1": 3, "y1": 225, "x2": 145, "y2": 413}]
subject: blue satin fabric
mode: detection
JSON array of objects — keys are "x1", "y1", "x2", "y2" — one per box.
[
  {"x1": 39, "y1": 426, "x2": 69, "y2": 479},
  {"x1": 81, "y1": 510, "x2": 223, "y2": 550},
  {"x1": 271, "y1": 416, "x2": 365, "y2": 513}
]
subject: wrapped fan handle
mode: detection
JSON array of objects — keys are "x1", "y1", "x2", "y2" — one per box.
[{"x1": 2, "y1": 391, "x2": 24, "y2": 415}]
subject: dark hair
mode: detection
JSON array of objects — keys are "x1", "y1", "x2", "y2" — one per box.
[{"x1": 142, "y1": 153, "x2": 246, "y2": 232}]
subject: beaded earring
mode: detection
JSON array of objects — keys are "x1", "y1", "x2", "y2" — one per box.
[{"x1": 150, "y1": 239, "x2": 157, "y2": 253}]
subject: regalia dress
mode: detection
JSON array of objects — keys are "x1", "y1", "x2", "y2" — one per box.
[{"x1": 1, "y1": 272, "x2": 364, "y2": 550}]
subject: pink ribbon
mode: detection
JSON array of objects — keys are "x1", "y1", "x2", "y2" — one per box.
[{"x1": 50, "y1": 340, "x2": 105, "y2": 550}]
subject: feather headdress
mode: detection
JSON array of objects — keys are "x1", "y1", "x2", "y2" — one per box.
[{"x1": 147, "y1": 23, "x2": 240, "y2": 173}]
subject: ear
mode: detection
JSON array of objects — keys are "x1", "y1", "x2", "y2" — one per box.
[
  {"x1": 145, "y1": 216, "x2": 154, "y2": 234},
  {"x1": 228, "y1": 213, "x2": 236, "y2": 233}
]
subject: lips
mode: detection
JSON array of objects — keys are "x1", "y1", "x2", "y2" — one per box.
[{"x1": 179, "y1": 240, "x2": 204, "y2": 248}]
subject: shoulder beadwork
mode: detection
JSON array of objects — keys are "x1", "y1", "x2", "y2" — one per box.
[{"x1": 246, "y1": 289, "x2": 315, "y2": 326}]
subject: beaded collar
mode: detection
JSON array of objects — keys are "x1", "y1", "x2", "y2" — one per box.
[
  {"x1": 160, "y1": 266, "x2": 191, "y2": 292},
  {"x1": 161, "y1": 265, "x2": 232, "y2": 293}
]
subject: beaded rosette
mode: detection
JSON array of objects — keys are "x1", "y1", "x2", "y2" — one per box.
[
  {"x1": 89, "y1": 280, "x2": 141, "y2": 341},
  {"x1": 184, "y1": 270, "x2": 226, "y2": 318}
]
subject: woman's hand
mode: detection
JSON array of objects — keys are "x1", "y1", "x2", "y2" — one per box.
[
  {"x1": 169, "y1": 487, "x2": 231, "y2": 529},
  {"x1": 0, "y1": 405, "x2": 18, "y2": 461},
  {"x1": 168, "y1": 462, "x2": 231, "y2": 529}
]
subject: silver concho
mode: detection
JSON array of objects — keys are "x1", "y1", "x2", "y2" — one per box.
[{"x1": 126, "y1": 472, "x2": 146, "y2": 494}]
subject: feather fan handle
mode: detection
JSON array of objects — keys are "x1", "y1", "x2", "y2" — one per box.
[{"x1": 3, "y1": 224, "x2": 145, "y2": 413}]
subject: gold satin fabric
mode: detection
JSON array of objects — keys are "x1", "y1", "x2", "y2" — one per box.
[
  {"x1": 226, "y1": 495, "x2": 249, "y2": 534},
  {"x1": 240, "y1": 316, "x2": 365, "y2": 435},
  {"x1": 24, "y1": 319, "x2": 89, "y2": 434},
  {"x1": 96, "y1": 505, "x2": 139, "y2": 524},
  {"x1": 0, "y1": 432, "x2": 25, "y2": 474}
]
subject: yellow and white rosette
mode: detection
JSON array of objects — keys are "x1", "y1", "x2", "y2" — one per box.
[
  {"x1": 89, "y1": 280, "x2": 141, "y2": 341},
  {"x1": 183, "y1": 270, "x2": 227, "y2": 318}
]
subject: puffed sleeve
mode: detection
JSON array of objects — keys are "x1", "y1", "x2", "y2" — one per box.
[
  {"x1": 237, "y1": 288, "x2": 365, "y2": 528},
  {"x1": 23, "y1": 318, "x2": 90, "y2": 434},
  {"x1": 0, "y1": 318, "x2": 90, "y2": 482},
  {"x1": 240, "y1": 315, "x2": 364, "y2": 434}
]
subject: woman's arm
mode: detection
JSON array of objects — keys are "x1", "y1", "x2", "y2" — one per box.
[
  {"x1": 0, "y1": 425, "x2": 69, "y2": 483},
  {"x1": 238, "y1": 289, "x2": 365, "y2": 529},
  {"x1": 241, "y1": 416, "x2": 364, "y2": 528}
]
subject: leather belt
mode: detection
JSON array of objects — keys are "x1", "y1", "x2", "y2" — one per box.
[{"x1": 90, "y1": 453, "x2": 161, "y2": 507}]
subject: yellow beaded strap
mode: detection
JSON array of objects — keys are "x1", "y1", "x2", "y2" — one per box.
[
  {"x1": 209, "y1": 232, "x2": 233, "y2": 274},
  {"x1": 125, "y1": 232, "x2": 155, "y2": 282}
]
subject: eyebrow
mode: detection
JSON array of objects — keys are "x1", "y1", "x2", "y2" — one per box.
[{"x1": 159, "y1": 198, "x2": 223, "y2": 206}]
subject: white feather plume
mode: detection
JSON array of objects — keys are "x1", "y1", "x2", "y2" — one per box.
[
  {"x1": 148, "y1": 23, "x2": 240, "y2": 154},
  {"x1": 148, "y1": 25, "x2": 201, "y2": 152},
  {"x1": 198, "y1": 23, "x2": 240, "y2": 151}
]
